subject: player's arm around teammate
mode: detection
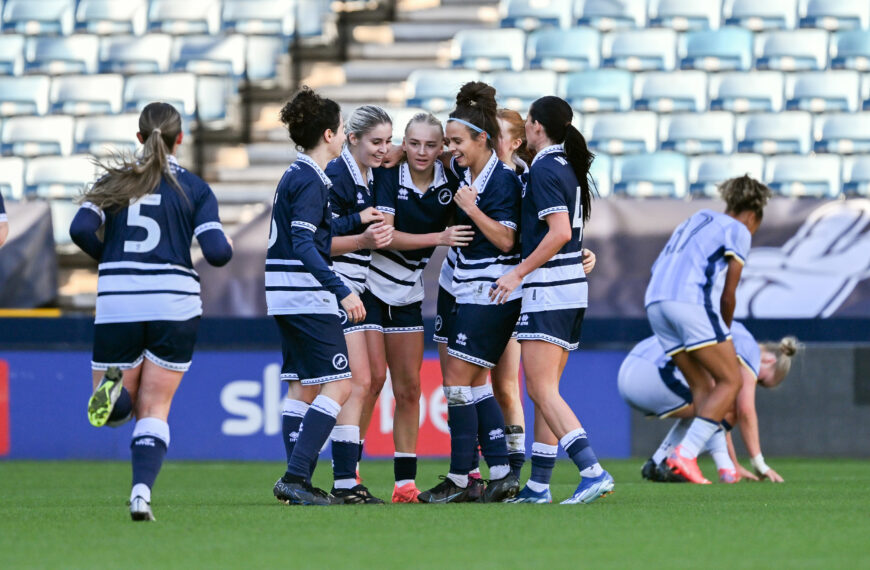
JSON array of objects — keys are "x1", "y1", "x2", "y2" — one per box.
[{"x1": 70, "y1": 102, "x2": 233, "y2": 521}]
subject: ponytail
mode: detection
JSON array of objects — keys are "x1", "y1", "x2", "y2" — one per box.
[{"x1": 761, "y1": 336, "x2": 799, "y2": 387}]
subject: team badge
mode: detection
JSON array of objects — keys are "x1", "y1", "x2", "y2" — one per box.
[
  {"x1": 434, "y1": 315, "x2": 442, "y2": 331},
  {"x1": 438, "y1": 188, "x2": 452, "y2": 205},
  {"x1": 332, "y1": 353, "x2": 349, "y2": 370},
  {"x1": 338, "y1": 309, "x2": 348, "y2": 324}
]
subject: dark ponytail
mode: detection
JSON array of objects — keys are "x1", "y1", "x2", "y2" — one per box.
[
  {"x1": 449, "y1": 81, "x2": 500, "y2": 148},
  {"x1": 528, "y1": 96, "x2": 595, "y2": 223}
]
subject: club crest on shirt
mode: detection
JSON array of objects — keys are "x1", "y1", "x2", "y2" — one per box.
[
  {"x1": 398, "y1": 188, "x2": 409, "y2": 200},
  {"x1": 438, "y1": 188, "x2": 452, "y2": 205},
  {"x1": 357, "y1": 191, "x2": 364, "y2": 204}
]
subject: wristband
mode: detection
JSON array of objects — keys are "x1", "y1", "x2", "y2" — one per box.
[{"x1": 750, "y1": 454, "x2": 770, "y2": 475}]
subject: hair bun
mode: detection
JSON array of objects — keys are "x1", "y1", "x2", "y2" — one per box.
[
  {"x1": 455, "y1": 82, "x2": 497, "y2": 115},
  {"x1": 779, "y1": 336, "x2": 799, "y2": 357}
]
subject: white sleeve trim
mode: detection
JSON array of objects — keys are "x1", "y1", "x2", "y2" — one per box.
[
  {"x1": 292, "y1": 220, "x2": 317, "y2": 232},
  {"x1": 724, "y1": 249, "x2": 746, "y2": 266},
  {"x1": 499, "y1": 220, "x2": 518, "y2": 230},
  {"x1": 377, "y1": 206, "x2": 396, "y2": 215},
  {"x1": 0, "y1": 214, "x2": 6, "y2": 222},
  {"x1": 82, "y1": 201, "x2": 105, "y2": 223},
  {"x1": 537, "y1": 205, "x2": 568, "y2": 220},
  {"x1": 193, "y1": 221, "x2": 223, "y2": 236}
]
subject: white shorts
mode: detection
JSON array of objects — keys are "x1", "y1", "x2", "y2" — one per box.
[
  {"x1": 646, "y1": 300, "x2": 731, "y2": 356},
  {"x1": 617, "y1": 354, "x2": 693, "y2": 418}
]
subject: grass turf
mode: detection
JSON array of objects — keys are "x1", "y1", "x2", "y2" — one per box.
[{"x1": 1, "y1": 458, "x2": 867, "y2": 568}]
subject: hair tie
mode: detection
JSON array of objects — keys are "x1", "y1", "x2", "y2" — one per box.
[
  {"x1": 152, "y1": 128, "x2": 162, "y2": 135},
  {"x1": 447, "y1": 117, "x2": 490, "y2": 140}
]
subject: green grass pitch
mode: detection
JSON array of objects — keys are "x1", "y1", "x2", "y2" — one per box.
[{"x1": 1, "y1": 458, "x2": 867, "y2": 568}]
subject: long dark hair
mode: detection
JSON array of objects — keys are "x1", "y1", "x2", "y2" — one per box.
[
  {"x1": 528, "y1": 96, "x2": 595, "y2": 223},
  {"x1": 449, "y1": 81, "x2": 499, "y2": 149}
]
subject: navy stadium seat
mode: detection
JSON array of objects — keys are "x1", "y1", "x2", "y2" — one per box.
[
  {"x1": 799, "y1": 0, "x2": 869, "y2": 32},
  {"x1": 0, "y1": 75, "x2": 50, "y2": 116},
  {"x1": 0, "y1": 156, "x2": 25, "y2": 200},
  {"x1": 764, "y1": 154, "x2": 841, "y2": 198},
  {"x1": 123, "y1": 73, "x2": 197, "y2": 121},
  {"x1": 75, "y1": 0, "x2": 148, "y2": 36},
  {"x1": 500, "y1": 0, "x2": 574, "y2": 31},
  {"x1": 814, "y1": 112, "x2": 870, "y2": 154},
  {"x1": 647, "y1": 0, "x2": 721, "y2": 31},
  {"x1": 148, "y1": 0, "x2": 221, "y2": 35},
  {"x1": 680, "y1": 28, "x2": 753, "y2": 72},
  {"x1": 25, "y1": 35, "x2": 100, "y2": 75},
  {"x1": 633, "y1": 71, "x2": 707, "y2": 113},
  {"x1": 574, "y1": 0, "x2": 646, "y2": 30},
  {"x1": 562, "y1": 69, "x2": 633, "y2": 113},
  {"x1": 756, "y1": 30, "x2": 829, "y2": 71},
  {"x1": 843, "y1": 156, "x2": 870, "y2": 197},
  {"x1": 405, "y1": 69, "x2": 482, "y2": 113},
  {"x1": 527, "y1": 27, "x2": 600, "y2": 72},
  {"x1": 737, "y1": 112, "x2": 813, "y2": 154},
  {"x1": 786, "y1": 71, "x2": 861, "y2": 113},
  {"x1": 172, "y1": 35, "x2": 247, "y2": 78},
  {"x1": 50, "y1": 75, "x2": 124, "y2": 116},
  {"x1": 0, "y1": 34, "x2": 25, "y2": 75},
  {"x1": 584, "y1": 111, "x2": 658, "y2": 155},
  {"x1": 74, "y1": 113, "x2": 141, "y2": 156},
  {"x1": 490, "y1": 70, "x2": 558, "y2": 112},
  {"x1": 222, "y1": 0, "x2": 296, "y2": 36},
  {"x1": 451, "y1": 29, "x2": 526, "y2": 72},
  {"x1": 613, "y1": 152, "x2": 688, "y2": 198},
  {"x1": 709, "y1": 71, "x2": 785, "y2": 113},
  {"x1": 830, "y1": 30, "x2": 870, "y2": 71},
  {"x1": 602, "y1": 29, "x2": 678, "y2": 71},
  {"x1": 26, "y1": 154, "x2": 99, "y2": 199},
  {"x1": 588, "y1": 152, "x2": 612, "y2": 197},
  {"x1": 99, "y1": 34, "x2": 173, "y2": 74},
  {"x1": 659, "y1": 112, "x2": 735, "y2": 155},
  {"x1": 722, "y1": 0, "x2": 797, "y2": 31},
  {"x1": 2, "y1": 0, "x2": 75, "y2": 36},
  {"x1": 689, "y1": 154, "x2": 765, "y2": 197},
  {"x1": 1, "y1": 115, "x2": 74, "y2": 157}
]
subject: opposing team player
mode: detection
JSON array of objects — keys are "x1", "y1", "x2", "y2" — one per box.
[
  {"x1": 492, "y1": 96, "x2": 614, "y2": 505},
  {"x1": 69, "y1": 102, "x2": 233, "y2": 521},
  {"x1": 618, "y1": 322, "x2": 796, "y2": 483},
  {"x1": 645, "y1": 175, "x2": 772, "y2": 483},
  {"x1": 268, "y1": 87, "x2": 366, "y2": 506}
]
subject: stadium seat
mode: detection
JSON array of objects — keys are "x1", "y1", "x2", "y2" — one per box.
[
  {"x1": 25, "y1": 154, "x2": 99, "y2": 200},
  {"x1": 2, "y1": 0, "x2": 75, "y2": 36},
  {"x1": 1, "y1": 115, "x2": 74, "y2": 157},
  {"x1": 75, "y1": 0, "x2": 148, "y2": 35},
  {"x1": 148, "y1": 0, "x2": 221, "y2": 35},
  {"x1": 50, "y1": 199, "x2": 81, "y2": 245},
  {"x1": 375, "y1": 106, "x2": 428, "y2": 145},
  {"x1": 709, "y1": 71, "x2": 785, "y2": 113},
  {"x1": 25, "y1": 35, "x2": 100, "y2": 75},
  {"x1": 722, "y1": 0, "x2": 797, "y2": 31},
  {"x1": 0, "y1": 34, "x2": 25, "y2": 76},
  {"x1": 830, "y1": 30, "x2": 870, "y2": 71},
  {"x1": 799, "y1": 0, "x2": 869, "y2": 31},
  {"x1": 527, "y1": 27, "x2": 600, "y2": 72},
  {"x1": 679, "y1": 28, "x2": 754, "y2": 72},
  {"x1": 589, "y1": 152, "x2": 612, "y2": 197},
  {"x1": 583, "y1": 112, "x2": 658, "y2": 155},
  {"x1": 689, "y1": 154, "x2": 765, "y2": 197},
  {"x1": 786, "y1": 71, "x2": 861, "y2": 113},
  {"x1": 648, "y1": 0, "x2": 721, "y2": 31},
  {"x1": 814, "y1": 112, "x2": 870, "y2": 154},
  {"x1": 737, "y1": 112, "x2": 813, "y2": 154},
  {"x1": 574, "y1": 0, "x2": 646, "y2": 30},
  {"x1": 74, "y1": 113, "x2": 141, "y2": 156},
  {"x1": 613, "y1": 152, "x2": 688, "y2": 198},
  {"x1": 123, "y1": 73, "x2": 197, "y2": 121},
  {"x1": 633, "y1": 71, "x2": 707, "y2": 113},
  {"x1": 764, "y1": 154, "x2": 841, "y2": 198},
  {"x1": 0, "y1": 75, "x2": 50, "y2": 116},
  {"x1": 659, "y1": 112, "x2": 735, "y2": 154},
  {"x1": 99, "y1": 34, "x2": 173, "y2": 75},
  {"x1": 246, "y1": 36, "x2": 287, "y2": 82},
  {"x1": 562, "y1": 69, "x2": 633, "y2": 113},
  {"x1": 490, "y1": 70, "x2": 559, "y2": 112},
  {"x1": 196, "y1": 75, "x2": 236, "y2": 126},
  {"x1": 0, "y1": 156, "x2": 25, "y2": 200},
  {"x1": 50, "y1": 74, "x2": 124, "y2": 116},
  {"x1": 500, "y1": 0, "x2": 574, "y2": 31},
  {"x1": 451, "y1": 29, "x2": 526, "y2": 72},
  {"x1": 405, "y1": 69, "x2": 482, "y2": 112},
  {"x1": 756, "y1": 30, "x2": 829, "y2": 71},
  {"x1": 172, "y1": 35, "x2": 247, "y2": 78},
  {"x1": 842, "y1": 156, "x2": 870, "y2": 197},
  {"x1": 601, "y1": 29, "x2": 678, "y2": 71},
  {"x1": 222, "y1": 0, "x2": 296, "y2": 36}
]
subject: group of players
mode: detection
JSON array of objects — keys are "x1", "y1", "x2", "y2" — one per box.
[{"x1": 67, "y1": 79, "x2": 793, "y2": 520}]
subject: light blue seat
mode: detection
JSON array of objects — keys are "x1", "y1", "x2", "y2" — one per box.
[
  {"x1": 843, "y1": 156, "x2": 870, "y2": 197},
  {"x1": 99, "y1": 34, "x2": 172, "y2": 74},
  {"x1": 50, "y1": 74, "x2": 124, "y2": 116},
  {"x1": 0, "y1": 75, "x2": 50, "y2": 116},
  {"x1": 222, "y1": 0, "x2": 296, "y2": 36},
  {"x1": 172, "y1": 35, "x2": 247, "y2": 78},
  {"x1": 648, "y1": 0, "x2": 721, "y2": 31},
  {"x1": 723, "y1": 0, "x2": 797, "y2": 31},
  {"x1": 26, "y1": 154, "x2": 99, "y2": 200},
  {"x1": 123, "y1": 73, "x2": 197, "y2": 121},
  {"x1": 588, "y1": 152, "x2": 611, "y2": 197},
  {"x1": 75, "y1": 0, "x2": 148, "y2": 35},
  {"x1": 2, "y1": 0, "x2": 75, "y2": 36},
  {"x1": 1, "y1": 115, "x2": 74, "y2": 157},
  {"x1": 613, "y1": 152, "x2": 688, "y2": 198},
  {"x1": 689, "y1": 154, "x2": 765, "y2": 197},
  {"x1": 574, "y1": 0, "x2": 646, "y2": 30},
  {"x1": 799, "y1": 0, "x2": 869, "y2": 31},
  {"x1": 659, "y1": 112, "x2": 735, "y2": 154},
  {"x1": 197, "y1": 75, "x2": 236, "y2": 126},
  {"x1": 376, "y1": 106, "x2": 428, "y2": 145},
  {"x1": 709, "y1": 71, "x2": 785, "y2": 113},
  {"x1": 405, "y1": 69, "x2": 482, "y2": 112},
  {"x1": 500, "y1": 0, "x2": 574, "y2": 31},
  {"x1": 0, "y1": 34, "x2": 25, "y2": 75},
  {"x1": 786, "y1": 71, "x2": 861, "y2": 113},
  {"x1": 814, "y1": 112, "x2": 870, "y2": 154},
  {"x1": 74, "y1": 113, "x2": 141, "y2": 156},
  {"x1": 451, "y1": 29, "x2": 526, "y2": 72},
  {"x1": 50, "y1": 200, "x2": 82, "y2": 245},
  {"x1": 831, "y1": 30, "x2": 870, "y2": 71},
  {"x1": 602, "y1": 29, "x2": 677, "y2": 71},
  {"x1": 756, "y1": 30, "x2": 829, "y2": 71},
  {"x1": 148, "y1": 0, "x2": 221, "y2": 35},
  {"x1": 527, "y1": 27, "x2": 599, "y2": 71},
  {"x1": 0, "y1": 157, "x2": 25, "y2": 200},
  {"x1": 680, "y1": 28, "x2": 753, "y2": 71},
  {"x1": 491, "y1": 70, "x2": 558, "y2": 112},
  {"x1": 246, "y1": 36, "x2": 287, "y2": 82},
  {"x1": 562, "y1": 69, "x2": 633, "y2": 113},
  {"x1": 634, "y1": 71, "x2": 707, "y2": 113},
  {"x1": 583, "y1": 111, "x2": 658, "y2": 155},
  {"x1": 764, "y1": 154, "x2": 841, "y2": 198},
  {"x1": 737, "y1": 112, "x2": 813, "y2": 154},
  {"x1": 25, "y1": 35, "x2": 100, "y2": 75}
]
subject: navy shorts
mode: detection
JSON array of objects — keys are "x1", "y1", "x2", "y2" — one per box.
[
  {"x1": 433, "y1": 286, "x2": 456, "y2": 344},
  {"x1": 275, "y1": 313, "x2": 352, "y2": 385},
  {"x1": 339, "y1": 289, "x2": 384, "y2": 335},
  {"x1": 92, "y1": 318, "x2": 200, "y2": 372},
  {"x1": 366, "y1": 292, "x2": 424, "y2": 334},
  {"x1": 516, "y1": 308, "x2": 585, "y2": 351},
  {"x1": 447, "y1": 299, "x2": 522, "y2": 369}
]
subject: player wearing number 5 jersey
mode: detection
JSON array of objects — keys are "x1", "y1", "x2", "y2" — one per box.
[{"x1": 69, "y1": 102, "x2": 233, "y2": 521}]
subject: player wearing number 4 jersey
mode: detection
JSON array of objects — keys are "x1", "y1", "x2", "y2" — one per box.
[{"x1": 69, "y1": 102, "x2": 233, "y2": 521}]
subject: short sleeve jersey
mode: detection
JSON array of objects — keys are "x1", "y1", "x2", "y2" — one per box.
[
  {"x1": 520, "y1": 144, "x2": 588, "y2": 313},
  {"x1": 266, "y1": 153, "x2": 340, "y2": 315},
  {"x1": 645, "y1": 209, "x2": 751, "y2": 309},
  {"x1": 367, "y1": 161, "x2": 459, "y2": 306},
  {"x1": 87, "y1": 155, "x2": 223, "y2": 324}
]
